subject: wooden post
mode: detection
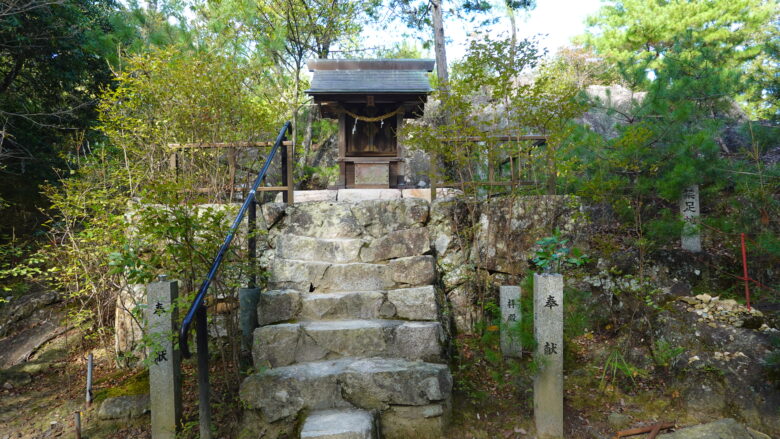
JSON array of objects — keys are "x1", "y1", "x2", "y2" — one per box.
[
  {"x1": 228, "y1": 147, "x2": 237, "y2": 201},
  {"x1": 396, "y1": 109, "x2": 406, "y2": 187},
  {"x1": 168, "y1": 152, "x2": 178, "y2": 180},
  {"x1": 510, "y1": 156, "x2": 516, "y2": 191},
  {"x1": 337, "y1": 113, "x2": 347, "y2": 188}
]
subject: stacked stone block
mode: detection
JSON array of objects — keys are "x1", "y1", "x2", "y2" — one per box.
[{"x1": 239, "y1": 198, "x2": 452, "y2": 439}]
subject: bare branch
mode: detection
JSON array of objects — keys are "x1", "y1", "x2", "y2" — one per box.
[{"x1": 0, "y1": 0, "x2": 64, "y2": 18}]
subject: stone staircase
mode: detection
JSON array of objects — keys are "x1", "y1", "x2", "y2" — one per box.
[{"x1": 239, "y1": 198, "x2": 452, "y2": 439}]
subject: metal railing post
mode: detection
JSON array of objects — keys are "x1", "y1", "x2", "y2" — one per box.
[
  {"x1": 286, "y1": 139, "x2": 294, "y2": 204},
  {"x1": 248, "y1": 197, "x2": 257, "y2": 289},
  {"x1": 196, "y1": 307, "x2": 212, "y2": 439},
  {"x1": 281, "y1": 143, "x2": 289, "y2": 203}
]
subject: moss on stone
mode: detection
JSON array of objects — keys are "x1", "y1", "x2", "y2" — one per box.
[{"x1": 93, "y1": 369, "x2": 149, "y2": 404}]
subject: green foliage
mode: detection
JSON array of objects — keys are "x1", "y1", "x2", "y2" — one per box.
[
  {"x1": 650, "y1": 337, "x2": 685, "y2": 369},
  {"x1": 531, "y1": 230, "x2": 588, "y2": 274},
  {"x1": 40, "y1": 45, "x2": 278, "y2": 335},
  {"x1": 762, "y1": 336, "x2": 780, "y2": 383},
  {"x1": 0, "y1": 239, "x2": 45, "y2": 291},
  {"x1": 599, "y1": 349, "x2": 647, "y2": 392},
  {"x1": 579, "y1": 0, "x2": 779, "y2": 121},
  {"x1": 401, "y1": 33, "x2": 588, "y2": 198}
]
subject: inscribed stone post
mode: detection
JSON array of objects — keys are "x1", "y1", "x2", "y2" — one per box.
[
  {"x1": 146, "y1": 279, "x2": 182, "y2": 439},
  {"x1": 500, "y1": 286, "x2": 522, "y2": 358},
  {"x1": 533, "y1": 273, "x2": 563, "y2": 439},
  {"x1": 680, "y1": 185, "x2": 701, "y2": 252}
]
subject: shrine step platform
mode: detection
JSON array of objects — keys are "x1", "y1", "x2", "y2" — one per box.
[{"x1": 274, "y1": 188, "x2": 460, "y2": 203}]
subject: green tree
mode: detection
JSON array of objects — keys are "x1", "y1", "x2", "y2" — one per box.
[
  {"x1": 579, "y1": 0, "x2": 779, "y2": 119},
  {"x1": 204, "y1": 0, "x2": 375, "y2": 168},
  {"x1": 387, "y1": 0, "x2": 536, "y2": 82},
  {"x1": 564, "y1": 37, "x2": 747, "y2": 275},
  {"x1": 0, "y1": 0, "x2": 128, "y2": 237}
]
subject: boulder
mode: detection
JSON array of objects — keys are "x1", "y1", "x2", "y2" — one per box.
[
  {"x1": 471, "y1": 196, "x2": 582, "y2": 275},
  {"x1": 97, "y1": 394, "x2": 150, "y2": 420},
  {"x1": 658, "y1": 419, "x2": 770, "y2": 439},
  {"x1": 114, "y1": 284, "x2": 146, "y2": 359}
]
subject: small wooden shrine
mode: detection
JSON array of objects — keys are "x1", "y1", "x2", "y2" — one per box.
[{"x1": 306, "y1": 59, "x2": 434, "y2": 188}]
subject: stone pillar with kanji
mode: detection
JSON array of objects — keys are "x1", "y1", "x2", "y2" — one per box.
[
  {"x1": 533, "y1": 273, "x2": 563, "y2": 439},
  {"x1": 680, "y1": 184, "x2": 701, "y2": 252},
  {"x1": 500, "y1": 286, "x2": 522, "y2": 358},
  {"x1": 146, "y1": 278, "x2": 182, "y2": 439}
]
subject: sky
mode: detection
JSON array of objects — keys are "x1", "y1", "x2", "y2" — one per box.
[{"x1": 363, "y1": 0, "x2": 605, "y2": 62}]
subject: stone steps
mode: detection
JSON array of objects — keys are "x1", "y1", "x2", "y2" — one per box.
[
  {"x1": 252, "y1": 319, "x2": 444, "y2": 367},
  {"x1": 258, "y1": 286, "x2": 438, "y2": 324},
  {"x1": 300, "y1": 409, "x2": 375, "y2": 439},
  {"x1": 263, "y1": 198, "x2": 430, "y2": 239},
  {"x1": 268, "y1": 257, "x2": 436, "y2": 292},
  {"x1": 275, "y1": 229, "x2": 430, "y2": 264},
  {"x1": 239, "y1": 357, "x2": 451, "y2": 424},
  {"x1": 241, "y1": 198, "x2": 451, "y2": 438}
]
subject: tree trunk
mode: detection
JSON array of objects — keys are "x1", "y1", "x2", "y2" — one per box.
[
  {"x1": 302, "y1": 104, "x2": 315, "y2": 167},
  {"x1": 431, "y1": 0, "x2": 448, "y2": 85}
]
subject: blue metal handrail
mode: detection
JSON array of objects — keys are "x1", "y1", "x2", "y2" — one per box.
[
  {"x1": 177, "y1": 121, "x2": 291, "y2": 439},
  {"x1": 179, "y1": 120, "x2": 291, "y2": 356}
]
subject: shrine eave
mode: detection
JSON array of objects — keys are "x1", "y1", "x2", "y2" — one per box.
[{"x1": 306, "y1": 71, "x2": 433, "y2": 95}]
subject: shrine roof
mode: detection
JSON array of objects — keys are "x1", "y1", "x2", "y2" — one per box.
[{"x1": 306, "y1": 59, "x2": 435, "y2": 95}]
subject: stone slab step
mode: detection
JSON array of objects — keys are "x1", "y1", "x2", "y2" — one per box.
[
  {"x1": 253, "y1": 320, "x2": 444, "y2": 368},
  {"x1": 300, "y1": 409, "x2": 375, "y2": 439},
  {"x1": 275, "y1": 234, "x2": 366, "y2": 264},
  {"x1": 274, "y1": 228, "x2": 431, "y2": 264},
  {"x1": 263, "y1": 198, "x2": 430, "y2": 240},
  {"x1": 268, "y1": 257, "x2": 436, "y2": 292},
  {"x1": 257, "y1": 286, "x2": 439, "y2": 325},
  {"x1": 239, "y1": 357, "x2": 452, "y2": 424}
]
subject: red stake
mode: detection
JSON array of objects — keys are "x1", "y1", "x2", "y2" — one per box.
[{"x1": 741, "y1": 233, "x2": 751, "y2": 311}]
